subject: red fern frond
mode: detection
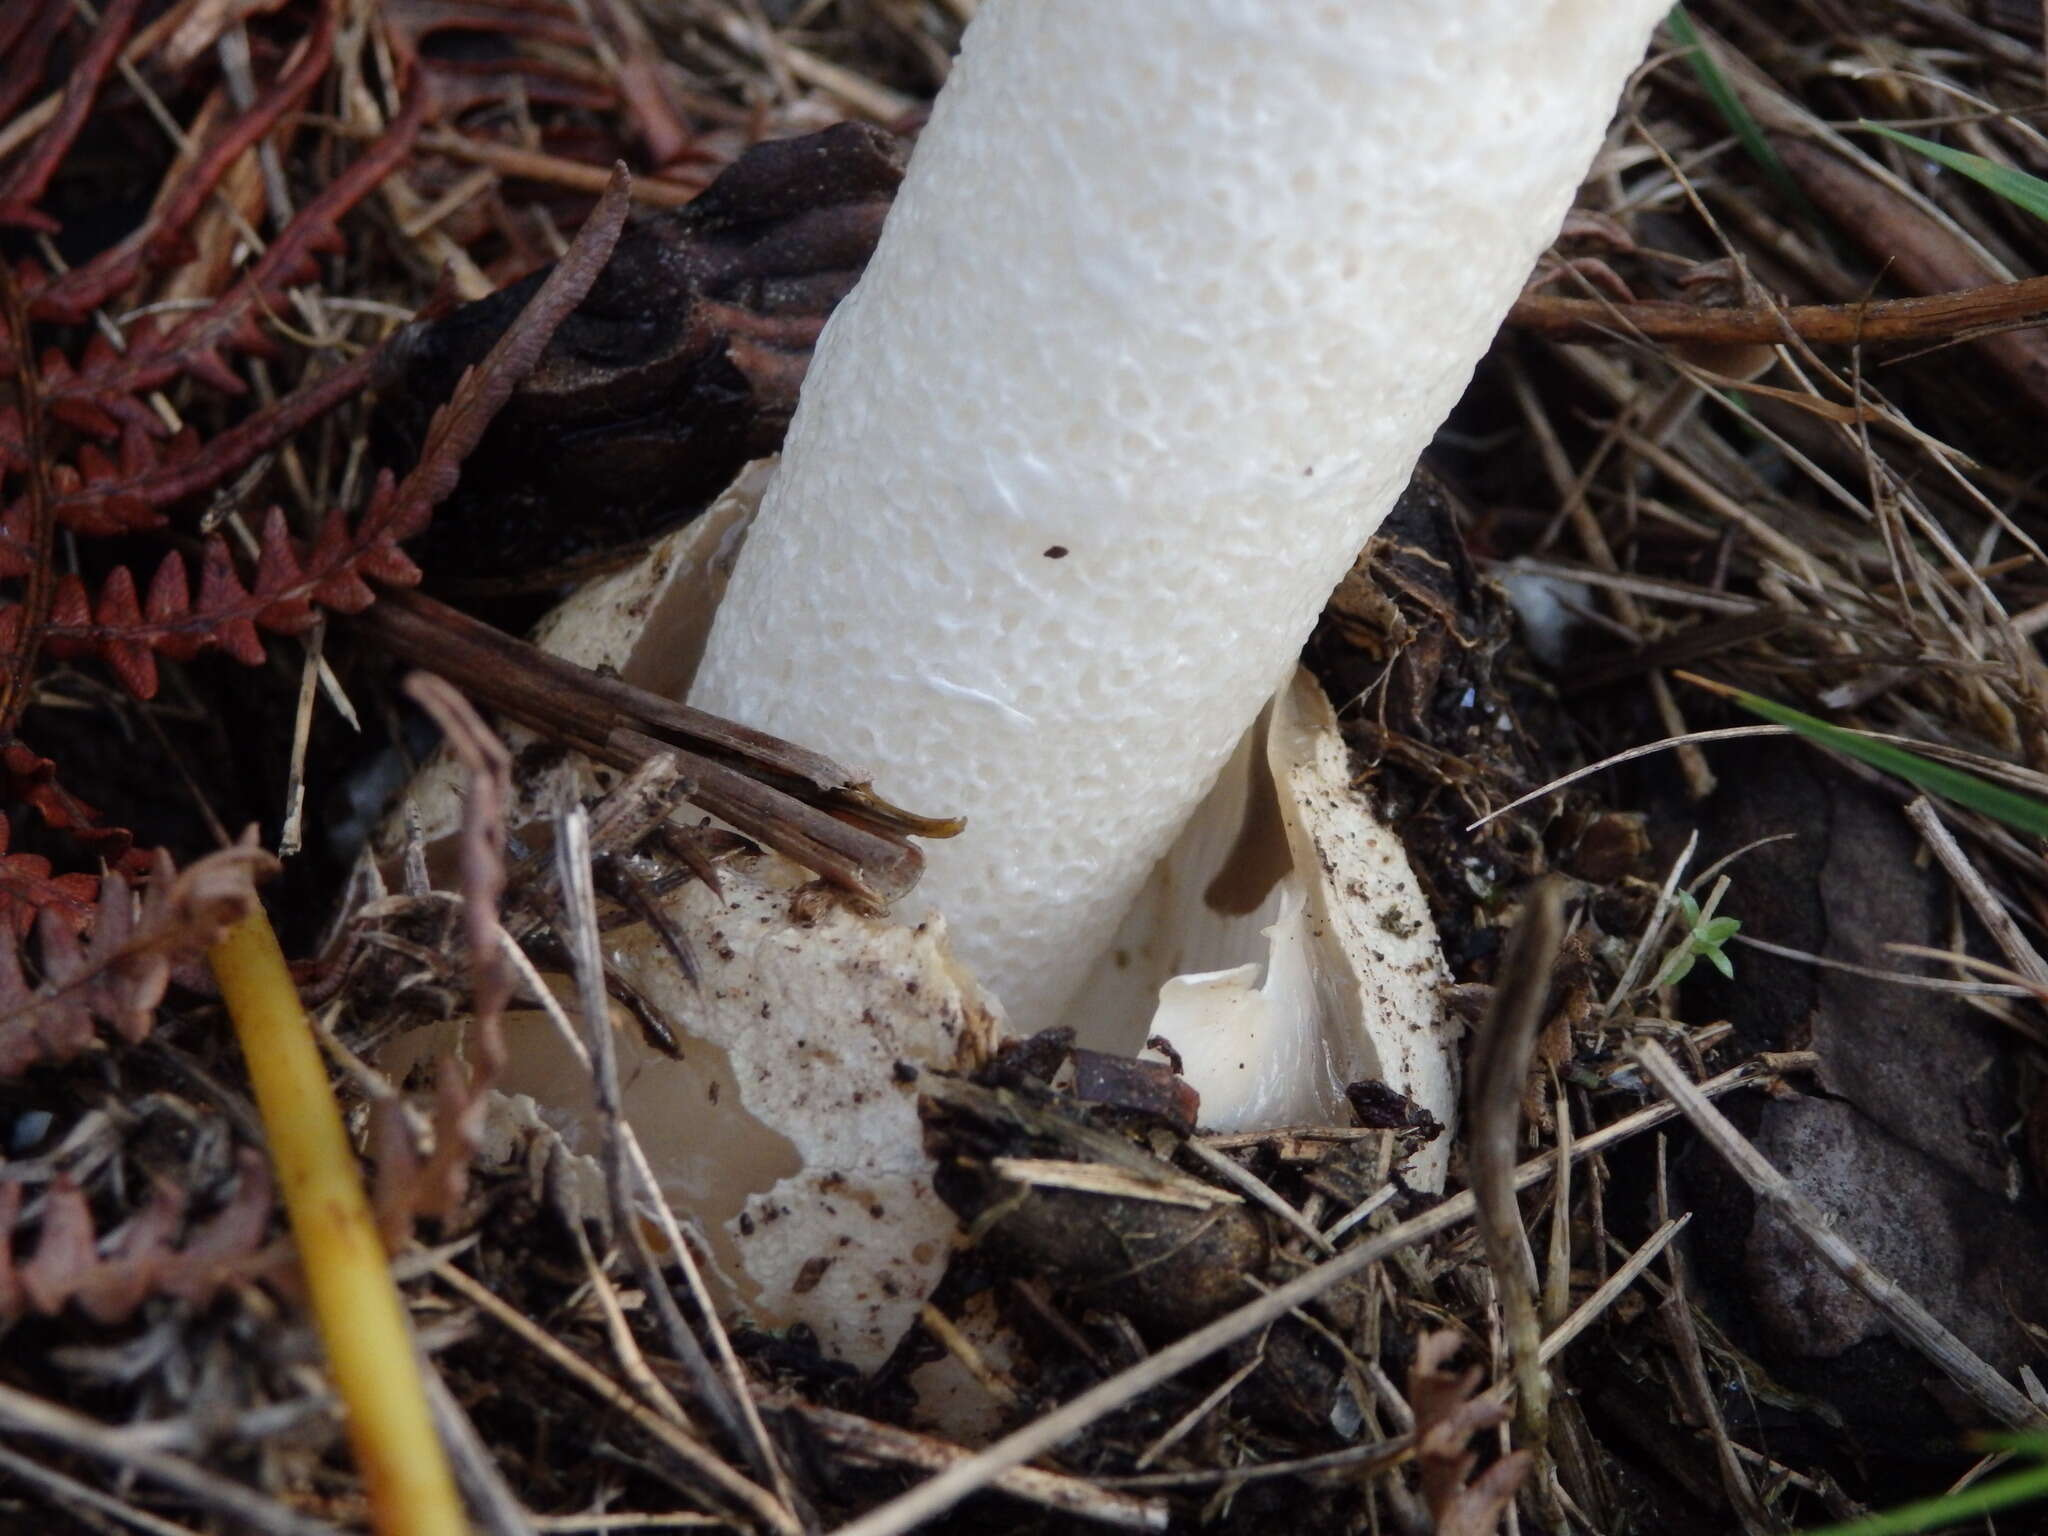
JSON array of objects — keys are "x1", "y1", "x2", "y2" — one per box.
[
  {"x1": 0, "y1": 0, "x2": 144, "y2": 232},
  {"x1": 6, "y1": 3, "x2": 340, "y2": 333},
  {"x1": 16, "y1": 499, "x2": 424, "y2": 698},
  {"x1": 0, "y1": 2, "x2": 67, "y2": 133},
  {"x1": 5, "y1": 336, "x2": 378, "y2": 546},
  {"x1": 23, "y1": 420, "x2": 194, "y2": 540},
  {"x1": 0, "y1": 4, "x2": 668, "y2": 937},
  {"x1": 0, "y1": 839, "x2": 275, "y2": 1077},
  {"x1": 97, "y1": 80, "x2": 432, "y2": 406},
  {"x1": 0, "y1": 742, "x2": 144, "y2": 875},
  {"x1": 1, "y1": 166, "x2": 633, "y2": 703},
  {"x1": 0, "y1": 75, "x2": 429, "y2": 468},
  {"x1": 0, "y1": 263, "x2": 55, "y2": 738},
  {"x1": 0, "y1": 834, "x2": 284, "y2": 1323},
  {"x1": 0, "y1": 1152, "x2": 279, "y2": 1324},
  {"x1": 0, "y1": 815, "x2": 96, "y2": 939}
]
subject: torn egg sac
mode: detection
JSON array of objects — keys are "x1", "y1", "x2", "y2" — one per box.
[
  {"x1": 1064, "y1": 664, "x2": 1456, "y2": 1189},
  {"x1": 382, "y1": 461, "x2": 1457, "y2": 1380}
]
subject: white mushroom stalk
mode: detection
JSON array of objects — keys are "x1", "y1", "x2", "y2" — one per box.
[{"x1": 693, "y1": 0, "x2": 1669, "y2": 1035}]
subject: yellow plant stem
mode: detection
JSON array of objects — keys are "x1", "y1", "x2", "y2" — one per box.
[{"x1": 209, "y1": 908, "x2": 467, "y2": 1536}]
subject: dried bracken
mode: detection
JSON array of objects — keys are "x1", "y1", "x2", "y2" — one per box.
[
  {"x1": 1408, "y1": 1332, "x2": 1530, "y2": 1536},
  {"x1": 0, "y1": 838, "x2": 273, "y2": 1076},
  {"x1": 0, "y1": 812, "x2": 98, "y2": 938},
  {"x1": 0, "y1": 11, "x2": 378, "y2": 464},
  {"x1": 0, "y1": 1151, "x2": 277, "y2": 1325},
  {"x1": 0, "y1": 80, "x2": 616, "y2": 703},
  {"x1": 365, "y1": 674, "x2": 512, "y2": 1244},
  {"x1": 0, "y1": 0, "x2": 695, "y2": 923},
  {"x1": 0, "y1": 0, "x2": 407, "y2": 900}
]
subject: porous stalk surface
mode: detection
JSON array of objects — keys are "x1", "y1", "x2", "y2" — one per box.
[{"x1": 693, "y1": 0, "x2": 1669, "y2": 1027}]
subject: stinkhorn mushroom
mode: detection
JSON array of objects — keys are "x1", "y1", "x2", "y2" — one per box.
[
  {"x1": 400, "y1": 0, "x2": 1681, "y2": 1369},
  {"x1": 691, "y1": 0, "x2": 1673, "y2": 1041}
]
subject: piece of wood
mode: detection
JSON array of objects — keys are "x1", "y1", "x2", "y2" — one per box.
[{"x1": 1507, "y1": 273, "x2": 2048, "y2": 351}]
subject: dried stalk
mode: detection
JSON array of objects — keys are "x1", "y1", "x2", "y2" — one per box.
[
  {"x1": 209, "y1": 906, "x2": 466, "y2": 1536},
  {"x1": 433, "y1": 1260, "x2": 793, "y2": 1532},
  {"x1": 1630, "y1": 1038, "x2": 2046, "y2": 1430},
  {"x1": 1903, "y1": 796, "x2": 2048, "y2": 990},
  {"x1": 1508, "y1": 272, "x2": 2048, "y2": 349},
  {"x1": 550, "y1": 806, "x2": 804, "y2": 1531},
  {"x1": 1466, "y1": 878, "x2": 1565, "y2": 1473},
  {"x1": 828, "y1": 1053, "x2": 1807, "y2": 1536},
  {"x1": 0, "y1": 1380, "x2": 336, "y2": 1536},
  {"x1": 793, "y1": 1404, "x2": 1168, "y2": 1531},
  {"x1": 356, "y1": 587, "x2": 947, "y2": 904}
]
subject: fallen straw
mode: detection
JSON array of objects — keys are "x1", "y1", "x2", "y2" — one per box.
[
  {"x1": 829, "y1": 1054, "x2": 1806, "y2": 1536},
  {"x1": 1631, "y1": 1038, "x2": 2047, "y2": 1432},
  {"x1": 209, "y1": 906, "x2": 467, "y2": 1536}
]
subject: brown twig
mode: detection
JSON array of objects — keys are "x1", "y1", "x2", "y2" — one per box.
[
  {"x1": 1535, "y1": 1215, "x2": 1687, "y2": 1367},
  {"x1": 355, "y1": 587, "x2": 946, "y2": 903},
  {"x1": 1506, "y1": 272, "x2": 2048, "y2": 350},
  {"x1": 433, "y1": 1258, "x2": 796, "y2": 1534},
  {"x1": 1774, "y1": 135, "x2": 2048, "y2": 419},
  {"x1": 0, "y1": 1380, "x2": 336, "y2": 1536},
  {"x1": 1650, "y1": 1128, "x2": 1771, "y2": 1534},
  {"x1": 1465, "y1": 879, "x2": 1565, "y2": 1518},
  {"x1": 0, "y1": 1438, "x2": 204, "y2": 1536},
  {"x1": 492, "y1": 756, "x2": 799, "y2": 1512},
  {"x1": 420, "y1": 1371, "x2": 538, "y2": 1536},
  {"x1": 1629, "y1": 1038, "x2": 2046, "y2": 1430},
  {"x1": 570, "y1": 1215, "x2": 697, "y2": 1431},
  {"x1": 1903, "y1": 795, "x2": 2048, "y2": 991},
  {"x1": 551, "y1": 807, "x2": 804, "y2": 1528},
  {"x1": 826, "y1": 1053, "x2": 1809, "y2": 1536},
  {"x1": 421, "y1": 128, "x2": 711, "y2": 205},
  {"x1": 1660, "y1": 1281, "x2": 1771, "y2": 1531},
  {"x1": 1101, "y1": 1213, "x2": 1687, "y2": 1499},
  {"x1": 792, "y1": 1404, "x2": 1168, "y2": 1531}
]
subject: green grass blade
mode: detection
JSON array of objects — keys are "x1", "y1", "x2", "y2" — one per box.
[
  {"x1": 1862, "y1": 122, "x2": 2048, "y2": 224},
  {"x1": 1669, "y1": 6, "x2": 1810, "y2": 217},
  {"x1": 1803, "y1": 1458, "x2": 2048, "y2": 1535},
  {"x1": 1713, "y1": 684, "x2": 2048, "y2": 841},
  {"x1": 1980, "y1": 1432, "x2": 2048, "y2": 1458}
]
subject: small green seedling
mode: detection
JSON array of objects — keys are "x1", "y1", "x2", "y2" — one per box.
[{"x1": 1656, "y1": 886, "x2": 1741, "y2": 987}]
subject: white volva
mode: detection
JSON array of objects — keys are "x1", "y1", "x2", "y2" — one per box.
[{"x1": 693, "y1": 1, "x2": 1669, "y2": 1028}]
